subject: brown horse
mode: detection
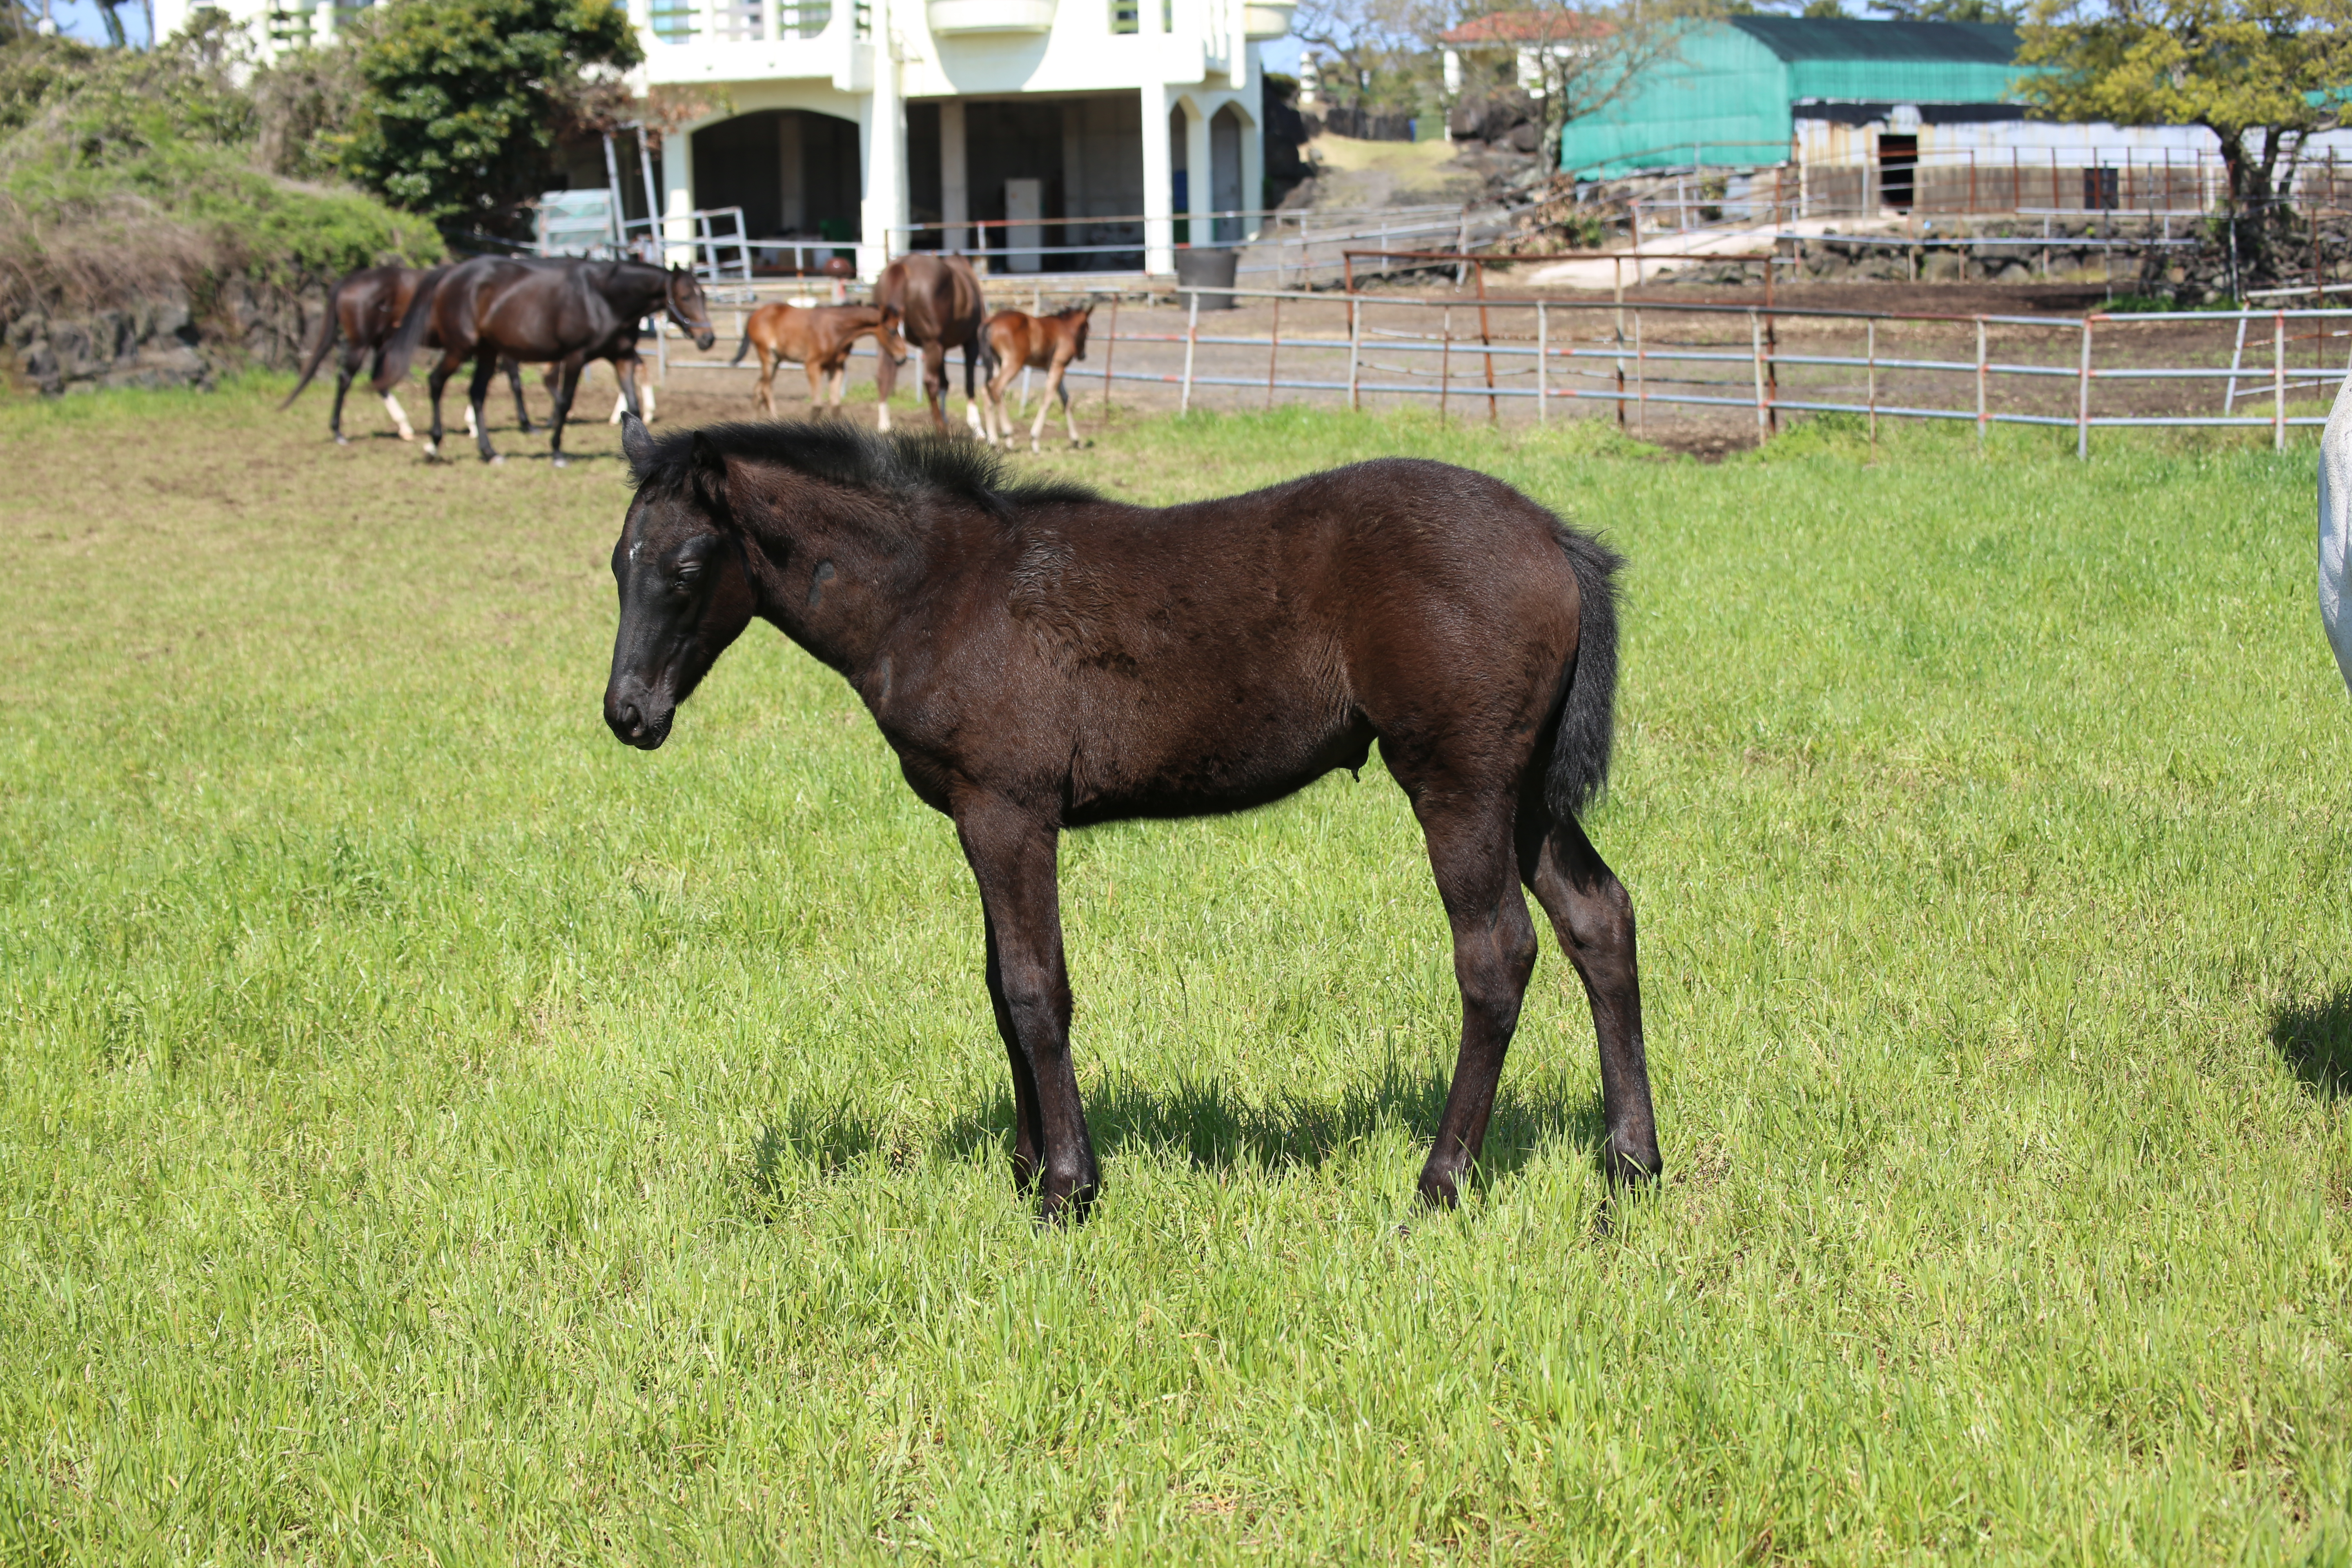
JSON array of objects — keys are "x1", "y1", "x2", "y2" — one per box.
[
  {"x1": 283, "y1": 265, "x2": 535, "y2": 443},
  {"x1": 730, "y1": 302, "x2": 908, "y2": 419},
  {"x1": 376, "y1": 256, "x2": 715, "y2": 465},
  {"x1": 870, "y1": 253, "x2": 993, "y2": 437},
  {"x1": 981, "y1": 303, "x2": 1093, "y2": 452},
  {"x1": 602, "y1": 416, "x2": 1660, "y2": 1226}
]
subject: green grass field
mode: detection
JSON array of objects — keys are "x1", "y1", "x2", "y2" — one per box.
[{"x1": 3, "y1": 383, "x2": 2349, "y2": 1564}]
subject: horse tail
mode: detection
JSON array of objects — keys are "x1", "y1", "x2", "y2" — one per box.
[
  {"x1": 1544, "y1": 525, "x2": 1625, "y2": 821},
  {"x1": 371, "y1": 267, "x2": 444, "y2": 394},
  {"x1": 730, "y1": 316, "x2": 753, "y2": 365},
  {"x1": 280, "y1": 273, "x2": 347, "y2": 409}
]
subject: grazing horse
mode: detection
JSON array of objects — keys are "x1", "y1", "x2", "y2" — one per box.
[
  {"x1": 375, "y1": 256, "x2": 715, "y2": 465},
  {"x1": 871, "y1": 253, "x2": 992, "y2": 437},
  {"x1": 282, "y1": 265, "x2": 535, "y2": 443},
  {"x1": 981, "y1": 303, "x2": 1092, "y2": 452},
  {"x1": 602, "y1": 416, "x2": 1661, "y2": 1225},
  {"x1": 731, "y1": 302, "x2": 908, "y2": 419}
]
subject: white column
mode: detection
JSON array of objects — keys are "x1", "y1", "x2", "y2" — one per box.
[
  {"x1": 1141, "y1": 85, "x2": 1175, "y2": 275},
  {"x1": 859, "y1": 0, "x2": 907, "y2": 278},
  {"x1": 662, "y1": 133, "x2": 696, "y2": 267},
  {"x1": 941, "y1": 98, "x2": 969, "y2": 252},
  {"x1": 1442, "y1": 47, "x2": 1460, "y2": 98},
  {"x1": 1241, "y1": 100, "x2": 1263, "y2": 239},
  {"x1": 1185, "y1": 100, "x2": 1212, "y2": 241}
]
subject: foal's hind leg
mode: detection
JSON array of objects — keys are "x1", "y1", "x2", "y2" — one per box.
[
  {"x1": 1518, "y1": 806, "x2": 1661, "y2": 1187},
  {"x1": 1413, "y1": 793, "x2": 1542, "y2": 1209}
]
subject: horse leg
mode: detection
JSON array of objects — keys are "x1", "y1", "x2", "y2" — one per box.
[
  {"x1": 962, "y1": 342, "x2": 987, "y2": 439},
  {"x1": 546, "y1": 359, "x2": 581, "y2": 468},
  {"x1": 1057, "y1": 362, "x2": 1081, "y2": 448},
  {"x1": 1029, "y1": 363, "x2": 1059, "y2": 452},
  {"x1": 1519, "y1": 806, "x2": 1661, "y2": 1188},
  {"x1": 1411, "y1": 790, "x2": 1542, "y2": 1209},
  {"x1": 980, "y1": 905, "x2": 1045, "y2": 1195},
  {"x1": 423, "y1": 350, "x2": 463, "y2": 459},
  {"x1": 874, "y1": 343, "x2": 896, "y2": 432},
  {"x1": 329, "y1": 345, "x2": 362, "y2": 444},
  {"x1": 955, "y1": 796, "x2": 1098, "y2": 1223},
  {"x1": 506, "y1": 356, "x2": 534, "y2": 434},
  {"x1": 924, "y1": 343, "x2": 951, "y2": 435},
  {"x1": 466, "y1": 354, "x2": 500, "y2": 462}
]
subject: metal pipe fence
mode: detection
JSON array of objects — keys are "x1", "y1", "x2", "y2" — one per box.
[{"x1": 645, "y1": 273, "x2": 2352, "y2": 457}]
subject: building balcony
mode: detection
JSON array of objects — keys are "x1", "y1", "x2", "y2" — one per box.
[
  {"x1": 927, "y1": 0, "x2": 1056, "y2": 31},
  {"x1": 1240, "y1": 0, "x2": 1292, "y2": 38},
  {"x1": 635, "y1": 0, "x2": 870, "y2": 84}
]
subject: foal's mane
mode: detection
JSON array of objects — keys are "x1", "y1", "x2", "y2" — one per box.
[{"x1": 629, "y1": 421, "x2": 1102, "y2": 517}]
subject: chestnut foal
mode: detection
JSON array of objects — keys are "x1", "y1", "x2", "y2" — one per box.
[
  {"x1": 731, "y1": 302, "x2": 909, "y2": 419},
  {"x1": 981, "y1": 303, "x2": 1093, "y2": 452},
  {"x1": 602, "y1": 416, "x2": 1662, "y2": 1226}
]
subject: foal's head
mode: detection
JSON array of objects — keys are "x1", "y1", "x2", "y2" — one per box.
[{"x1": 604, "y1": 415, "x2": 754, "y2": 749}]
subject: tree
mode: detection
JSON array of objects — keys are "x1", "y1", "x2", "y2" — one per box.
[
  {"x1": 2017, "y1": 0, "x2": 2352, "y2": 281},
  {"x1": 338, "y1": 0, "x2": 640, "y2": 235}
]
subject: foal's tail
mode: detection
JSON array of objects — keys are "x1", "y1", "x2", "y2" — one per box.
[
  {"x1": 1545, "y1": 526, "x2": 1626, "y2": 821},
  {"x1": 730, "y1": 320, "x2": 753, "y2": 365},
  {"x1": 371, "y1": 267, "x2": 443, "y2": 394},
  {"x1": 280, "y1": 274, "x2": 347, "y2": 409}
]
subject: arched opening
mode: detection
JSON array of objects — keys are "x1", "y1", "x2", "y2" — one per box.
[
  {"x1": 692, "y1": 110, "x2": 862, "y2": 270},
  {"x1": 1210, "y1": 105, "x2": 1246, "y2": 242}
]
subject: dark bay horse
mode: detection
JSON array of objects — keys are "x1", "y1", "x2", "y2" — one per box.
[
  {"x1": 871, "y1": 253, "x2": 992, "y2": 437},
  {"x1": 981, "y1": 303, "x2": 1092, "y2": 452},
  {"x1": 375, "y1": 257, "x2": 715, "y2": 465},
  {"x1": 731, "y1": 302, "x2": 908, "y2": 418},
  {"x1": 282, "y1": 264, "x2": 535, "y2": 443},
  {"x1": 601, "y1": 416, "x2": 1661, "y2": 1225}
]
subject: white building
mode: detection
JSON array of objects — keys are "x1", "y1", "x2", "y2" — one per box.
[{"x1": 157, "y1": 0, "x2": 1296, "y2": 277}]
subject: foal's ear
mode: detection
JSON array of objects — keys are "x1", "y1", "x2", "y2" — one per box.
[
  {"x1": 620, "y1": 411, "x2": 657, "y2": 476},
  {"x1": 688, "y1": 429, "x2": 734, "y2": 524}
]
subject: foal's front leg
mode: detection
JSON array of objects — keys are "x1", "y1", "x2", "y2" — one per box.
[{"x1": 956, "y1": 797, "x2": 1099, "y2": 1222}]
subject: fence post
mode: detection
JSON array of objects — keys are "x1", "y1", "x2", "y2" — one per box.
[
  {"x1": 2077, "y1": 317, "x2": 2092, "y2": 461},
  {"x1": 1537, "y1": 301, "x2": 1548, "y2": 425},
  {"x1": 1265, "y1": 294, "x2": 1281, "y2": 412},
  {"x1": 2224, "y1": 314, "x2": 2248, "y2": 411},
  {"x1": 1866, "y1": 318, "x2": 1877, "y2": 452},
  {"x1": 1180, "y1": 291, "x2": 1199, "y2": 416},
  {"x1": 2275, "y1": 308, "x2": 2287, "y2": 451},
  {"x1": 1749, "y1": 308, "x2": 1768, "y2": 440},
  {"x1": 1348, "y1": 294, "x2": 1361, "y2": 411},
  {"x1": 1976, "y1": 316, "x2": 1988, "y2": 448},
  {"x1": 1101, "y1": 292, "x2": 1118, "y2": 415},
  {"x1": 1613, "y1": 257, "x2": 1627, "y2": 427},
  {"x1": 1440, "y1": 306, "x2": 1452, "y2": 424},
  {"x1": 1633, "y1": 307, "x2": 1645, "y2": 432}
]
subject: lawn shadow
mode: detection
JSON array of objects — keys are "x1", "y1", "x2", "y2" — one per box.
[
  {"x1": 2269, "y1": 989, "x2": 2352, "y2": 1100},
  {"x1": 936, "y1": 1054, "x2": 1607, "y2": 1191},
  {"x1": 742, "y1": 1096, "x2": 884, "y2": 1212}
]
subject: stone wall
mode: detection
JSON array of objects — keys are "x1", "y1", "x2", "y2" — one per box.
[{"x1": 2, "y1": 278, "x2": 324, "y2": 397}]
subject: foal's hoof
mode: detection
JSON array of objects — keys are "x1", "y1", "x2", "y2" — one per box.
[
  {"x1": 1034, "y1": 1175, "x2": 1100, "y2": 1228},
  {"x1": 1604, "y1": 1138, "x2": 1663, "y2": 1189},
  {"x1": 334, "y1": 435, "x2": 350, "y2": 446},
  {"x1": 550, "y1": 453, "x2": 571, "y2": 469},
  {"x1": 484, "y1": 453, "x2": 506, "y2": 466}
]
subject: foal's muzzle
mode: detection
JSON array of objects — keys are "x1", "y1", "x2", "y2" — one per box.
[{"x1": 605, "y1": 690, "x2": 673, "y2": 750}]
